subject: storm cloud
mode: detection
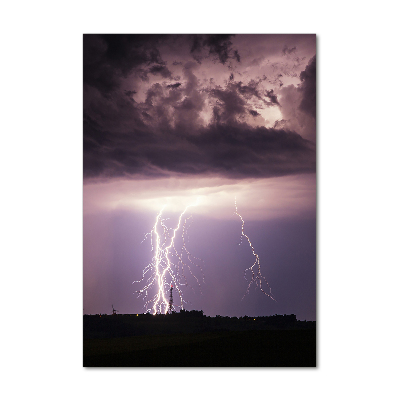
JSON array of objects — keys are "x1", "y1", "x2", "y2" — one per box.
[
  {"x1": 83, "y1": 119, "x2": 315, "y2": 179},
  {"x1": 299, "y1": 55, "x2": 316, "y2": 119},
  {"x1": 190, "y1": 34, "x2": 240, "y2": 64},
  {"x1": 83, "y1": 34, "x2": 167, "y2": 96},
  {"x1": 83, "y1": 35, "x2": 316, "y2": 180}
]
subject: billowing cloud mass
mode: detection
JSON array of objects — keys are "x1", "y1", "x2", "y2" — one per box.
[
  {"x1": 299, "y1": 55, "x2": 316, "y2": 119},
  {"x1": 83, "y1": 34, "x2": 316, "y2": 181}
]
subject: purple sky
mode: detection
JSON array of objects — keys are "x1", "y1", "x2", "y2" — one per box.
[{"x1": 83, "y1": 34, "x2": 316, "y2": 319}]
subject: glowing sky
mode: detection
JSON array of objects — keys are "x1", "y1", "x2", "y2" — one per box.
[{"x1": 83, "y1": 34, "x2": 316, "y2": 319}]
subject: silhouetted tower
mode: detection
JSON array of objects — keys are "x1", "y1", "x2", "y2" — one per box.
[
  {"x1": 169, "y1": 284, "x2": 173, "y2": 314},
  {"x1": 112, "y1": 304, "x2": 118, "y2": 315}
]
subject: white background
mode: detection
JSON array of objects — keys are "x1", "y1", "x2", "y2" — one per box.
[{"x1": 1, "y1": 1, "x2": 399, "y2": 398}]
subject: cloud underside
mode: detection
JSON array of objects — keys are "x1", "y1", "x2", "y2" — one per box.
[{"x1": 83, "y1": 123, "x2": 315, "y2": 179}]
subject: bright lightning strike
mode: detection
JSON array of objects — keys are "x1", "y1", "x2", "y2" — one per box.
[
  {"x1": 234, "y1": 197, "x2": 276, "y2": 302},
  {"x1": 133, "y1": 199, "x2": 204, "y2": 314}
]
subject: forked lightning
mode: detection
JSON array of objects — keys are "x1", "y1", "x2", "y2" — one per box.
[
  {"x1": 133, "y1": 199, "x2": 203, "y2": 314},
  {"x1": 134, "y1": 197, "x2": 275, "y2": 314},
  {"x1": 234, "y1": 197, "x2": 276, "y2": 302}
]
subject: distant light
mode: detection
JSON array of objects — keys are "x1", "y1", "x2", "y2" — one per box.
[
  {"x1": 136, "y1": 314, "x2": 138, "y2": 316},
  {"x1": 254, "y1": 318, "x2": 256, "y2": 321}
]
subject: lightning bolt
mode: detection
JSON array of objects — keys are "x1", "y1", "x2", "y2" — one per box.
[
  {"x1": 135, "y1": 197, "x2": 275, "y2": 314},
  {"x1": 133, "y1": 199, "x2": 203, "y2": 314},
  {"x1": 234, "y1": 197, "x2": 276, "y2": 302}
]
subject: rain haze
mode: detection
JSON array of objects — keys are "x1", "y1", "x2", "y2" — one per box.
[{"x1": 83, "y1": 34, "x2": 316, "y2": 320}]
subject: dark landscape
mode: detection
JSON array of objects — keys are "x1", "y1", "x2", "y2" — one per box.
[{"x1": 83, "y1": 311, "x2": 316, "y2": 367}]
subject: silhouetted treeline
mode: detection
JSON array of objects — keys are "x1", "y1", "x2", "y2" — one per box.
[{"x1": 83, "y1": 311, "x2": 315, "y2": 340}]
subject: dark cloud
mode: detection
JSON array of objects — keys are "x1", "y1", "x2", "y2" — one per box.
[
  {"x1": 298, "y1": 55, "x2": 316, "y2": 119},
  {"x1": 83, "y1": 34, "x2": 167, "y2": 96},
  {"x1": 167, "y1": 82, "x2": 182, "y2": 89},
  {"x1": 235, "y1": 81, "x2": 260, "y2": 99},
  {"x1": 265, "y1": 89, "x2": 280, "y2": 105},
  {"x1": 203, "y1": 34, "x2": 233, "y2": 64},
  {"x1": 282, "y1": 45, "x2": 296, "y2": 55},
  {"x1": 222, "y1": 80, "x2": 280, "y2": 107},
  {"x1": 190, "y1": 34, "x2": 241, "y2": 64},
  {"x1": 148, "y1": 63, "x2": 172, "y2": 78},
  {"x1": 124, "y1": 90, "x2": 137, "y2": 97},
  {"x1": 273, "y1": 119, "x2": 287, "y2": 129},
  {"x1": 210, "y1": 86, "x2": 247, "y2": 123},
  {"x1": 249, "y1": 110, "x2": 260, "y2": 116},
  {"x1": 83, "y1": 116, "x2": 315, "y2": 179},
  {"x1": 209, "y1": 79, "x2": 281, "y2": 122}
]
